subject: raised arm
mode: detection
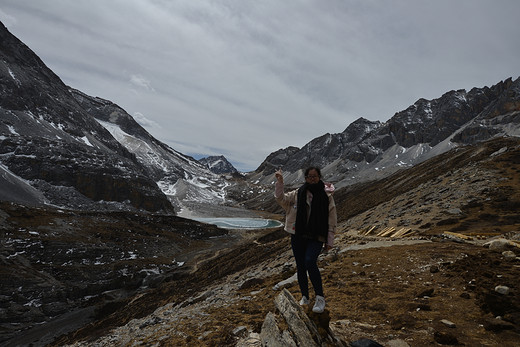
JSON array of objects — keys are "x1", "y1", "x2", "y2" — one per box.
[{"x1": 274, "y1": 169, "x2": 296, "y2": 210}]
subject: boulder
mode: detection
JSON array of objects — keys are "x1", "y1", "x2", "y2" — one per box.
[{"x1": 260, "y1": 289, "x2": 347, "y2": 346}]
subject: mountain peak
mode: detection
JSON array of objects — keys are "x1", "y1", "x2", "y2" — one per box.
[
  {"x1": 199, "y1": 155, "x2": 238, "y2": 174},
  {"x1": 342, "y1": 117, "x2": 382, "y2": 141}
]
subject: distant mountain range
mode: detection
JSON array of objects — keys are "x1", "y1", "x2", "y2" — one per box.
[
  {"x1": 1, "y1": 20, "x2": 519, "y2": 214},
  {"x1": 249, "y1": 78, "x2": 520, "y2": 187}
]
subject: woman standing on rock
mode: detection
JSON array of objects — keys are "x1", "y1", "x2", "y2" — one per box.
[{"x1": 274, "y1": 166, "x2": 337, "y2": 313}]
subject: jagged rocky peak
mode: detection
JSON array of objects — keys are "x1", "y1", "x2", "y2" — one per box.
[
  {"x1": 69, "y1": 88, "x2": 210, "y2": 182},
  {"x1": 70, "y1": 88, "x2": 191, "y2": 158},
  {"x1": 198, "y1": 155, "x2": 238, "y2": 174},
  {"x1": 479, "y1": 77, "x2": 520, "y2": 118},
  {"x1": 339, "y1": 117, "x2": 382, "y2": 144},
  {"x1": 382, "y1": 79, "x2": 518, "y2": 148},
  {"x1": 253, "y1": 146, "x2": 300, "y2": 176},
  {"x1": 252, "y1": 118, "x2": 382, "y2": 181},
  {"x1": 452, "y1": 78, "x2": 520, "y2": 144},
  {"x1": 71, "y1": 89, "x2": 152, "y2": 140}
]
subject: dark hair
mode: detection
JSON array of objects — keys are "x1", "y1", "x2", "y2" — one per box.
[{"x1": 305, "y1": 166, "x2": 321, "y2": 178}]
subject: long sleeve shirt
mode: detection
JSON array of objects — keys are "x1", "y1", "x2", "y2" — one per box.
[{"x1": 274, "y1": 180, "x2": 337, "y2": 247}]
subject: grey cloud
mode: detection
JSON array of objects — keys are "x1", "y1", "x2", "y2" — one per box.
[{"x1": 1, "y1": 0, "x2": 519, "y2": 171}]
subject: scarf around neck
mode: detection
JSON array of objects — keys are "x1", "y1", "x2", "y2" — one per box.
[{"x1": 295, "y1": 180, "x2": 329, "y2": 240}]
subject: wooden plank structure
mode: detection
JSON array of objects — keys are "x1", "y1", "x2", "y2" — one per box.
[
  {"x1": 361, "y1": 225, "x2": 416, "y2": 238},
  {"x1": 362, "y1": 225, "x2": 377, "y2": 236},
  {"x1": 376, "y1": 227, "x2": 395, "y2": 237},
  {"x1": 390, "y1": 228, "x2": 413, "y2": 238}
]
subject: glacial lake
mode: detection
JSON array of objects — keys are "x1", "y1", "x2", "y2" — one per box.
[{"x1": 194, "y1": 217, "x2": 283, "y2": 230}]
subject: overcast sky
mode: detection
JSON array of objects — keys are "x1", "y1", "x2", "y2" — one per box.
[{"x1": 1, "y1": 1, "x2": 519, "y2": 171}]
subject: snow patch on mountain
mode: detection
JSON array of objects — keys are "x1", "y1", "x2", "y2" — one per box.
[
  {"x1": 96, "y1": 119, "x2": 173, "y2": 173},
  {"x1": 80, "y1": 136, "x2": 93, "y2": 147},
  {"x1": 7, "y1": 125, "x2": 18, "y2": 135}
]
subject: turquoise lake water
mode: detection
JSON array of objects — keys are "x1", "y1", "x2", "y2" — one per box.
[{"x1": 194, "y1": 217, "x2": 283, "y2": 229}]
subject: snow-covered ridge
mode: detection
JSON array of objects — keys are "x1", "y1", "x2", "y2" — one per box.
[
  {"x1": 95, "y1": 119, "x2": 231, "y2": 209},
  {"x1": 96, "y1": 119, "x2": 173, "y2": 174}
]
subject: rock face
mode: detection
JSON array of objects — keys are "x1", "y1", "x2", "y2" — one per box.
[
  {"x1": 0, "y1": 21, "x2": 245, "y2": 213},
  {"x1": 250, "y1": 78, "x2": 520, "y2": 187},
  {"x1": 0, "y1": 22, "x2": 239, "y2": 213}
]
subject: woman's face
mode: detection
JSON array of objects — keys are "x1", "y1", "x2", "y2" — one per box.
[{"x1": 305, "y1": 169, "x2": 320, "y2": 184}]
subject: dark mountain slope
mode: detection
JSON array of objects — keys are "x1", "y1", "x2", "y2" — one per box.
[
  {"x1": 70, "y1": 88, "x2": 212, "y2": 182},
  {"x1": 0, "y1": 22, "x2": 173, "y2": 212}
]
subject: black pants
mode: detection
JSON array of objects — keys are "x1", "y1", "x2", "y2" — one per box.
[{"x1": 291, "y1": 234, "x2": 324, "y2": 298}]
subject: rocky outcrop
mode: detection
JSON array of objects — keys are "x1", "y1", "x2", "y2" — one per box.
[
  {"x1": 253, "y1": 146, "x2": 301, "y2": 176},
  {"x1": 70, "y1": 88, "x2": 212, "y2": 183},
  {"x1": 451, "y1": 78, "x2": 520, "y2": 144},
  {"x1": 260, "y1": 289, "x2": 344, "y2": 346}
]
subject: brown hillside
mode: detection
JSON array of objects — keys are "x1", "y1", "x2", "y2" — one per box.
[{"x1": 335, "y1": 137, "x2": 520, "y2": 237}]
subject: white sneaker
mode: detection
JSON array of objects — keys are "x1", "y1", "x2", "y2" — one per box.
[
  {"x1": 299, "y1": 296, "x2": 309, "y2": 305},
  {"x1": 312, "y1": 295, "x2": 325, "y2": 313}
]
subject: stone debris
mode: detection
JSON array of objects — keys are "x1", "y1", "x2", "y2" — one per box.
[
  {"x1": 236, "y1": 333, "x2": 262, "y2": 347},
  {"x1": 434, "y1": 331, "x2": 459, "y2": 345},
  {"x1": 386, "y1": 340, "x2": 411, "y2": 347},
  {"x1": 502, "y1": 250, "x2": 517, "y2": 259},
  {"x1": 272, "y1": 272, "x2": 298, "y2": 290},
  {"x1": 55, "y1": 225, "x2": 519, "y2": 346},
  {"x1": 495, "y1": 285, "x2": 511, "y2": 295},
  {"x1": 442, "y1": 231, "x2": 474, "y2": 241},
  {"x1": 440, "y1": 319, "x2": 456, "y2": 328},
  {"x1": 483, "y1": 317, "x2": 515, "y2": 332},
  {"x1": 485, "y1": 238, "x2": 520, "y2": 251}
]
